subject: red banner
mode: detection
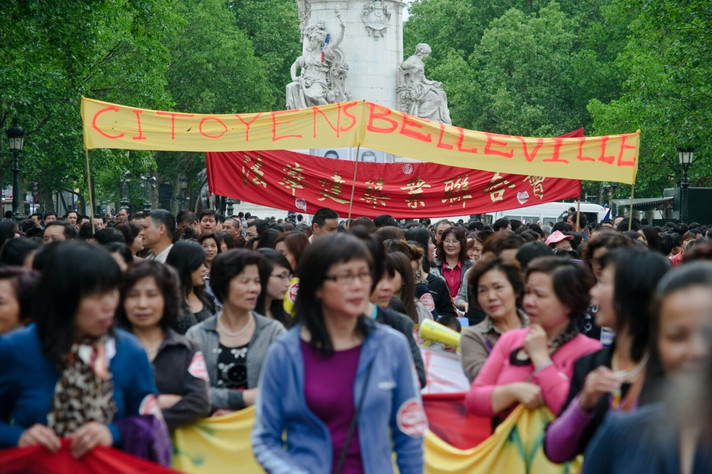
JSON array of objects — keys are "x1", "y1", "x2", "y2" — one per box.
[
  {"x1": 206, "y1": 149, "x2": 581, "y2": 218},
  {"x1": 0, "y1": 439, "x2": 176, "y2": 473}
]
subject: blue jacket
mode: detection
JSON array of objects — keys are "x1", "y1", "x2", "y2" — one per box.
[
  {"x1": 251, "y1": 322, "x2": 425, "y2": 474},
  {"x1": 0, "y1": 324, "x2": 158, "y2": 448},
  {"x1": 583, "y1": 403, "x2": 712, "y2": 474}
]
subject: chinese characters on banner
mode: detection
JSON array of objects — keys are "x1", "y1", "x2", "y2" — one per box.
[{"x1": 206, "y1": 149, "x2": 581, "y2": 219}]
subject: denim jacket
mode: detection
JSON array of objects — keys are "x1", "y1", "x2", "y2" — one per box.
[{"x1": 251, "y1": 321, "x2": 425, "y2": 474}]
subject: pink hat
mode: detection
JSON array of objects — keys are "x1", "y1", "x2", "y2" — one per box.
[{"x1": 545, "y1": 230, "x2": 574, "y2": 246}]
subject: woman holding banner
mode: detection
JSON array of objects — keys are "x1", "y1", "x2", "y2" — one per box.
[
  {"x1": 543, "y1": 247, "x2": 669, "y2": 463},
  {"x1": 0, "y1": 242, "x2": 167, "y2": 462},
  {"x1": 252, "y1": 233, "x2": 425, "y2": 473},
  {"x1": 466, "y1": 257, "x2": 601, "y2": 425}
]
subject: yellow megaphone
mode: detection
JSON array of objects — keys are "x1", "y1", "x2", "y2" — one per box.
[{"x1": 418, "y1": 319, "x2": 461, "y2": 348}]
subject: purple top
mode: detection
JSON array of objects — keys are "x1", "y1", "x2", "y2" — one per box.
[
  {"x1": 302, "y1": 340, "x2": 363, "y2": 474},
  {"x1": 544, "y1": 394, "x2": 596, "y2": 462}
]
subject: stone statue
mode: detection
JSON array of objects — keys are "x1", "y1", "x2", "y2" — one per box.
[
  {"x1": 397, "y1": 43, "x2": 452, "y2": 125},
  {"x1": 296, "y1": 0, "x2": 311, "y2": 40},
  {"x1": 361, "y1": 0, "x2": 390, "y2": 39},
  {"x1": 286, "y1": 10, "x2": 350, "y2": 109}
]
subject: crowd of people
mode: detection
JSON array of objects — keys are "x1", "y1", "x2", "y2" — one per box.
[{"x1": 1, "y1": 205, "x2": 711, "y2": 473}]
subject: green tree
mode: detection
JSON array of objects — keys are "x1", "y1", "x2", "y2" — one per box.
[
  {"x1": 0, "y1": 0, "x2": 176, "y2": 213},
  {"x1": 158, "y1": 0, "x2": 276, "y2": 203},
  {"x1": 588, "y1": 0, "x2": 712, "y2": 197},
  {"x1": 229, "y1": 0, "x2": 301, "y2": 110}
]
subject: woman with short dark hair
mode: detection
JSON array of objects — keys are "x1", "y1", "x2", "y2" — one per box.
[
  {"x1": 252, "y1": 233, "x2": 425, "y2": 473},
  {"x1": 467, "y1": 257, "x2": 601, "y2": 424},
  {"x1": 0, "y1": 241, "x2": 166, "y2": 461},
  {"x1": 460, "y1": 256, "x2": 528, "y2": 383},
  {"x1": 117, "y1": 261, "x2": 210, "y2": 431},
  {"x1": 186, "y1": 249, "x2": 285, "y2": 414},
  {"x1": 0, "y1": 266, "x2": 39, "y2": 335}
]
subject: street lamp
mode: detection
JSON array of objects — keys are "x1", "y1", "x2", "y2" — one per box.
[
  {"x1": 6, "y1": 117, "x2": 26, "y2": 218},
  {"x1": 178, "y1": 174, "x2": 188, "y2": 210},
  {"x1": 141, "y1": 174, "x2": 156, "y2": 213},
  {"x1": 678, "y1": 148, "x2": 694, "y2": 224},
  {"x1": 119, "y1": 171, "x2": 131, "y2": 210}
]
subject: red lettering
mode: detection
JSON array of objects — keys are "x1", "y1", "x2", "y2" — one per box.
[
  {"x1": 199, "y1": 117, "x2": 228, "y2": 139},
  {"x1": 400, "y1": 115, "x2": 432, "y2": 143},
  {"x1": 131, "y1": 110, "x2": 146, "y2": 141},
  {"x1": 156, "y1": 111, "x2": 195, "y2": 140},
  {"x1": 366, "y1": 103, "x2": 398, "y2": 133},
  {"x1": 340, "y1": 102, "x2": 358, "y2": 132},
  {"x1": 542, "y1": 138, "x2": 569, "y2": 164},
  {"x1": 271, "y1": 111, "x2": 303, "y2": 141},
  {"x1": 516, "y1": 137, "x2": 544, "y2": 162},
  {"x1": 576, "y1": 137, "x2": 595, "y2": 162},
  {"x1": 597, "y1": 136, "x2": 615, "y2": 164},
  {"x1": 436, "y1": 123, "x2": 454, "y2": 150},
  {"x1": 235, "y1": 113, "x2": 261, "y2": 141},
  {"x1": 617, "y1": 134, "x2": 637, "y2": 167},
  {"x1": 92, "y1": 106, "x2": 124, "y2": 139},
  {"x1": 483, "y1": 132, "x2": 513, "y2": 158},
  {"x1": 313, "y1": 105, "x2": 339, "y2": 139},
  {"x1": 456, "y1": 128, "x2": 477, "y2": 154}
]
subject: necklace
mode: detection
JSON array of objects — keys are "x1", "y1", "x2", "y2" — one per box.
[
  {"x1": 612, "y1": 351, "x2": 649, "y2": 382},
  {"x1": 217, "y1": 312, "x2": 253, "y2": 337},
  {"x1": 610, "y1": 351, "x2": 649, "y2": 410}
]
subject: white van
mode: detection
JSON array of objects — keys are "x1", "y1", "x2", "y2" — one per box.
[{"x1": 487, "y1": 202, "x2": 607, "y2": 227}]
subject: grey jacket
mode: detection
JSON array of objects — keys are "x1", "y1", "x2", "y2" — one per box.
[{"x1": 186, "y1": 312, "x2": 286, "y2": 410}]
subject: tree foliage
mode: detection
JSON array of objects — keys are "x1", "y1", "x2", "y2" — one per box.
[{"x1": 404, "y1": 0, "x2": 710, "y2": 198}]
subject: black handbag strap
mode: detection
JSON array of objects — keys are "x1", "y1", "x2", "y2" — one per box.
[{"x1": 334, "y1": 358, "x2": 375, "y2": 474}]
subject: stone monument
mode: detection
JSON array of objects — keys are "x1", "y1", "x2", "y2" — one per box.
[{"x1": 287, "y1": 1, "x2": 451, "y2": 161}]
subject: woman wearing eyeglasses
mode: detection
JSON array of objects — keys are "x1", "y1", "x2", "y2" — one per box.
[
  {"x1": 256, "y1": 248, "x2": 292, "y2": 327},
  {"x1": 252, "y1": 233, "x2": 425, "y2": 473}
]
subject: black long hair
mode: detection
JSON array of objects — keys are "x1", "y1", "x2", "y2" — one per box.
[
  {"x1": 295, "y1": 233, "x2": 372, "y2": 354},
  {"x1": 256, "y1": 248, "x2": 292, "y2": 327},
  {"x1": 35, "y1": 241, "x2": 122, "y2": 368},
  {"x1": 602, "y1": 247, "x2": 670, "y2": 362},
  {"x1": 166, "y1": 240, "x2": 214, "y2": 313}
]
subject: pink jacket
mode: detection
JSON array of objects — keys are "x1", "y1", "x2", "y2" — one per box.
[{"x1": 466, "y1": 329, "x2": 601, "y2": 417}]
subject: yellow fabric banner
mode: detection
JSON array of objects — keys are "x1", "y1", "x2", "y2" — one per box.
[
  {"x1": 171, "y1": 405, "x2": 579, "y2": 474},
  {"x1": 81, "y1": 97, "x2": 639, "y2": 184}
]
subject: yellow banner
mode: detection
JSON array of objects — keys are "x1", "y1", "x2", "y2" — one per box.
[
  {"x1": 171, "y1": 405, "x2": 579, "y2": 474},
  {"x1": 82, "y1": 97, "x2": 639, "y2": 184}
]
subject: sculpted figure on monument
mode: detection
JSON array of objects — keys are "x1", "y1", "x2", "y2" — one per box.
[
  {"x1": 286, "y1": 10, "x2": 349, "y2": 109},
  {"x1": 397, "y1": 43, "x2": 452, "y2": 125}
]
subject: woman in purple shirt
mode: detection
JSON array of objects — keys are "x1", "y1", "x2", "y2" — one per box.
[
  {"x1": 544, "y1": 247, "x2": 669, "y2": 462},
  {"x1": 252, "y1": 233, "x2": 424, "y2": 474}
]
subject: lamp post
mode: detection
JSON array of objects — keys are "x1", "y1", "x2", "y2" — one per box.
[
  {"x1": 678, "y1": 148, "x2": 694, "y2": 224},
  {"x1": 141, "y1": 174, "x2": 156, "y2": 213},
  {"x1": 178, "y1": 174, "x2": 188, "y2": 210},
  {"x1": 119, "y1": 171, "x2": 131, "y2": 211},
  {"x1": 6, "y1": 117, "x2": 26, "y2": 218}
]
